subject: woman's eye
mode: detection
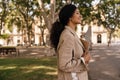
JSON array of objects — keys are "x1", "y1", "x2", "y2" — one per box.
[{"x1": 76, "y1": 12, "x2": 80, "y2": 14}]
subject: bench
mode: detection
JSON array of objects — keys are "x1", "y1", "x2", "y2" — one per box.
[{"x1": 0, "y1": 47, "x2": 19, "y2": 56}]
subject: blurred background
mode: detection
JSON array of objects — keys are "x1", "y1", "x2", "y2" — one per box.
[{"x1": 0, "y1": 0, "x2": 120, "y2": 47}]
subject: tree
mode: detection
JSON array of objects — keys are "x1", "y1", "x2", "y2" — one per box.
[
  {"x1": 11, "y1": 0, "x2": 39, "y2": 46},
  {"x1": 6, "y1": 4, "x2": 26, "y2": 44},
  {"x1": 0, "y1": 33, "x2": 10, "y2": 45},
  {"x1": 37, "y1": 0, "x2": 55, "y2": 31},
  {"x1": 97, "y1": 0, "x2": 120, "y2": 46},
  {"x1": 38, "y1": 16, "x2": 46, "y2": 46},
  {"x1": 0, "y1": 0, "x2": 10, "y2": 35}
]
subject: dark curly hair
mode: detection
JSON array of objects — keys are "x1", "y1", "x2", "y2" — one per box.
[{"x1": 50, "y1": 4, "x2": 77, "y2": 51}]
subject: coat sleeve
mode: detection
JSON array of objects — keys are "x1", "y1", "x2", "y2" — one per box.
[{"x1": 58, "y1": 34, "x2": 85, "y2": 72}]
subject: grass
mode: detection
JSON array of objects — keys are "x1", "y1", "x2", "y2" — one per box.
[{"x1": 0, "y1": 57, "x2": 57, "y2": 80}]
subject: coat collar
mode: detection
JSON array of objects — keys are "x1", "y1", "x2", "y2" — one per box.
[
  {"x1": 65, "y1": 26, "x2": 84, "y2": 49},
  {"x1": 65, "y1": 26, "x2": 76, "y2": 36}
]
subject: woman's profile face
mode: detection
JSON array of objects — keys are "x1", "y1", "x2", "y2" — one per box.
[{"x1": 70, "y1": 9, "x2": 82, "y2": 24}]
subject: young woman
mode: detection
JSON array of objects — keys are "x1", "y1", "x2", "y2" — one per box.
[{"x1": 50, "y1": 4, "x2": 91, "y2": 80}]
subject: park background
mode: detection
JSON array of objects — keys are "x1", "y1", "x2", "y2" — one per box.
[{"x1": 0, "y1": 0, "x2": 120, "y2": 80}]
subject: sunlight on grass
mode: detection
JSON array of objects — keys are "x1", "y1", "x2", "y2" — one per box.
[
  {"x1": 0, "y1": 57, "x2": 57, "y2": 80},
  {"x1": 31, "y1": 65, "x2": 56, "y2": 70},
  {"x1": 21, "y1": 65, "x2": 57, "y2": 73},
  {"x1": 0, "y1": 65, "x2": 57, "y2": 71},
  {"x1": 0, "y1": 66, "x2": 16, "y2": 70},
  {"x1": 46, "y1": 71, "x2": 57, "y2": 75},
  {"x1": 21, "y1": 65, "x2": 56, "y2": 70}
]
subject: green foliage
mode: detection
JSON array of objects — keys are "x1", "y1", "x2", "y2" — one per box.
[
  {"x1": 8, "y1": 0, "x2": 40, "y2": 44},
  {"x1": 114, "y1": 28, "x2": 120, "y2": 38},
  {"x1": 99, "y1": 0, "x2": 120, "y2": 29},
  {"x1": 0, "y1": 0, "x2": 11, "y2": 34},
  {"x1": 74, "y1": 0, "x2": 93, "y2": 22},
  {"x1": 0, "y1": 33, "x2": 10, "y2": 39},
  {"x1": 96, "y1": 0, "x2": 120, "y2": 43},
  {"x1": 42, "y1": 0, "x2": 50, "y2": 3},
  {"x1": 0, "y1": 0, "x2": 120, "y2": 44}
]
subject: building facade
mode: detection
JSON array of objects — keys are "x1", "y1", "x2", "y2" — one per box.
[
  {"x1": 76, "y1": 23, "x2": 108, "y2": 45},
  {"x1": 0, "y1": 22, "x2": 108, "y2": 46}
]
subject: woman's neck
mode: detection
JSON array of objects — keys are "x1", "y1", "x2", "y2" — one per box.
[{"x1": 67, "y1": 22, "x2": 76, "y2": 31}]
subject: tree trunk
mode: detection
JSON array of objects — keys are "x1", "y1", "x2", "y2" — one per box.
[
  {"x1": 108, "y1": 31, "x2": 112, "y2": 47},
  {"x1": 50, "y1": 0, "x2": 56, "y2": 24},
  {"x1": 0, "y1": 19, "x2": 2, "y2": 35},
  {"x1": 37, "y1": 0, "x2": 56, "y2": 31},
  {"x1": 41, "y1": 29, "x2": 45, "y2": 46}
]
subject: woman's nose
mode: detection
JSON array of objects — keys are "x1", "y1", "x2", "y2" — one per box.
[{"x1": 80, "y1": 14, "x2": 83, "y2": 20}]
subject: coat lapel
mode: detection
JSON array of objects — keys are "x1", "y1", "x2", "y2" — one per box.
[
  {"x1": 75, "y1": 34, "x2": 85, "y2": 49},
  {"x1": 65, "y1": 26, "x2": 84, "y2": 49}
]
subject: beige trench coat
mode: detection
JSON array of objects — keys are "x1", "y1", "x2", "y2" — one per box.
[{"x1": 57, "y1": 26, "x2": 88, "y2": 80}]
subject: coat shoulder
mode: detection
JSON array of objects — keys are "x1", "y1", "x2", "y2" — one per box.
[{"x1": 60, "y1": 29, "x2": 74, "y2": 39}]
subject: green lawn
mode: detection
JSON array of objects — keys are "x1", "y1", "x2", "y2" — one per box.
[{"x1": 0, "y1": 57, "x2": 57, "y2": 80}]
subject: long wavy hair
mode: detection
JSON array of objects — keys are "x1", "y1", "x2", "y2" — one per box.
[{"x1": 50, "y1": 4, "x2": 77, "y2": 51}]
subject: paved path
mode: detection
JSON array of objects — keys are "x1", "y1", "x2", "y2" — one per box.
[
  {"x1": 89, "y1": 44, "x2": 120, "y2": 80},
  {"x1": 18, "y1": 47, "x2": 55, "y2": 58}
]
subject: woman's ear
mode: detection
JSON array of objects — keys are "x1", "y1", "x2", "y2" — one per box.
[{"x1": 70, "y1": 18, "x2": 72, "y2": 21}]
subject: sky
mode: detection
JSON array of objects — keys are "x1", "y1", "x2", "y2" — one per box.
[{"x1": 91, "y1": 0, "x2": 100, "y2": 6}]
